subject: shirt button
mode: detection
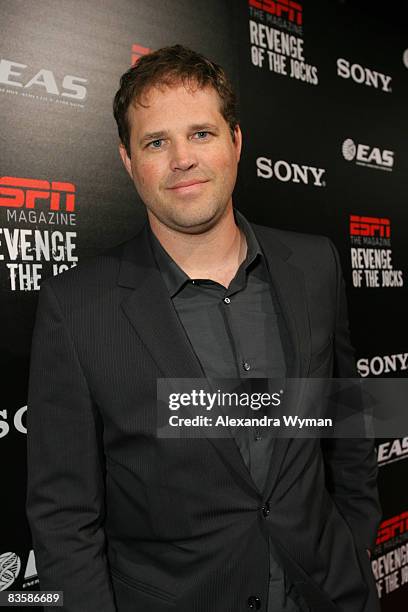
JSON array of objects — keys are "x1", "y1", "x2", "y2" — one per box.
[
  {"x1": 247, "y1": 595, "x2": 261, "y2": 609},
  {"x1": 223, "y1": 297, "x2": 231, "y2": 304},
  {"x1": 262, "y1": 503, "x2": 270, "y2": 518},
  {"x1": 243, "y1": 361, "x2": 251, "y2": 371}
]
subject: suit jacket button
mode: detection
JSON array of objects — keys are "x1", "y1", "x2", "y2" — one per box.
[
  {"x1": 247, "y1": 595, "x2": 261, "y2": 609},
  {"x1": 262, "y1": 503, "x2": 270, "y2": 517}
]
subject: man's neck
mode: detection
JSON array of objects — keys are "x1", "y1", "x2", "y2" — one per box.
[{"x1": 149, "y1": 205, "x2": 247, "y2": 288}]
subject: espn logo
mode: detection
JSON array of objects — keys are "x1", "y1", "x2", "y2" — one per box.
[
  {"x1": 350, "y1": 215, "x2": 390, "y2": 238},
  {"x1": 376, "y1": 512, "x2": 408, "y2": 545},
  {"x1": 0, "y1": 177, "x2": 76, "y2": 211},
  {"x1": 131, "y1": 44, "x2": 151, "y2": 66},
  {"x1": 249, "y1": 0, "x2": 303, "y2": 25}
]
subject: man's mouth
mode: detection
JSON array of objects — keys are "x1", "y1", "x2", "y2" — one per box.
[{"x1": 167, "y1": 179, "x2": 209, "y2": 192}]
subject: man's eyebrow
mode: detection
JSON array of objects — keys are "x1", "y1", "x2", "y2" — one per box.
[
  {"x1": 140, "y1": 124, "x2": 220, "y2": 144},
  {"x1": 140, "y1": 130, "x2": 168, "y2": 144},
  {"x1": 189, "y1": 123, "x2": 219, "y2": 132}
]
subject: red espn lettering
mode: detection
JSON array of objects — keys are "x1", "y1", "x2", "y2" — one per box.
[
  {"x1": 350, "y1": 215, "x2": 391, "y2": 238},
  {"x1": 131, "y1": 44, "x2": 151, "y2": 66},
  {"x1": 0, "y1": 177, "x2": 75, "y2": 211},
  {"x1": 376, "y1": 511, "x2": 408, "y2": 545},
  {"x1": 249, "y1": 0, "x2": 303, "y2": 25}
]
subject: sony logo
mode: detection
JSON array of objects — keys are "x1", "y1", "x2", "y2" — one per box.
[
  {"x1": 357, "y1": 353, "x2": 408, "y2": 377},
  {"x1": 337, "y1": 58, "x2": 392, "y2": 92},
  {"x1": 256, "y1": 157, "x2": 326, "y2": 186}
]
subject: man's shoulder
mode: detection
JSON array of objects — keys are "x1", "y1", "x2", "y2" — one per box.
[
  {"x1": 40, "y1": 231, "x2": 142, "y2": 297},
  {"x1": 251, "y1": 221, "x2": 334, "y2": 263}
]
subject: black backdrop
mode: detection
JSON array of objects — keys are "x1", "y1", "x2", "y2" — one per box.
[{"x1": 1, "y1": 0, "x2": 407, "y2": 609}]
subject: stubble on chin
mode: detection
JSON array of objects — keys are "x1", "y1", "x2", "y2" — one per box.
[{"x1": 149, "y1": 198, "x2": 229, "y2": 236}]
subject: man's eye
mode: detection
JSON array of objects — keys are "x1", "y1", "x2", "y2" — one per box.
[
  {"x1": 149, "y1": 139, "x2": 163, "y2": 149},
  {"x1": 194, "y1": 131, "x2": 209, "y2": 139}
]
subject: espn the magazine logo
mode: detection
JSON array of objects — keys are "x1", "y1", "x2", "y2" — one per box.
[
  {"x1": 131, "y1": 44, "x2": 151, "y2": 66},
  {"x1": 376, "y1": 512, "x2": 408, "y2": 545},
  {"x1": 0, "y1": 177, "x2": 76, "y2": 212},
  {"x1": 248, "y1": 0, "x2": 303, "y2": 25},
  {"x1": 350, "y1": 216, "x2": 391, "y2": 239}
]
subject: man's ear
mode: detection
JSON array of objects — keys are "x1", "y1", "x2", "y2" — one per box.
[
  {"x1": 233, "y1": 125, "x2": 242, "y2": 163},
  {"x1": 119, "y1": 143, "x2": 133, "y2": 179}
]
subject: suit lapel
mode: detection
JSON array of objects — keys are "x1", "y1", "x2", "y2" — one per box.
[
  {"x1": 253, "y1": 226, "x2": 312, "y2": 499},
  {"x1": 117, "y1": 225, "x2": 261, "y2": 498},
  {"x1": 254, "y1": 226, "x2": 311, "y2": 379},
  {"x1": 118, "y1": 227, "x2": 204, "y2": 380}
]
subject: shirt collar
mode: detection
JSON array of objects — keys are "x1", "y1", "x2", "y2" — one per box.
[{"x1": 149, "y1": 208, "x2": 263, "y2": 298}]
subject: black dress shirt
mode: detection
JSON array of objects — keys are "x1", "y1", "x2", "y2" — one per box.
[{"x1": 149, "y1": 210, "x2": 307, "y2": 612}]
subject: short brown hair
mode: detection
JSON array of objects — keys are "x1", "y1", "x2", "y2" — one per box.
[{"x1": 113, "y1": 44, "x2": 238, "y2": 156}]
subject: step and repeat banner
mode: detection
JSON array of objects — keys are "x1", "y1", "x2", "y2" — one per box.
[{"x1": 1, "y1": 0, "x2": 407, "y2": 609}]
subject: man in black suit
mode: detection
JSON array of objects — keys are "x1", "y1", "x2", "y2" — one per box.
[{"x1": 27, "y1": 45, "x2": 381, "y2": 611}]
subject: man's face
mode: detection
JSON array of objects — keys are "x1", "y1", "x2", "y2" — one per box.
[{"x1": 119, "y1": 82, "x2": 242, "y2": 234}]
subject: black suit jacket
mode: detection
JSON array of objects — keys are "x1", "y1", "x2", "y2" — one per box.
[{"x1": 26, "y1": 221, "x2": 381, "y2": 612}]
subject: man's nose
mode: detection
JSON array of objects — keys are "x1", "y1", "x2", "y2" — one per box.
[{"x1": 169, "y1": 140, "x2": 198, "y2": 172}]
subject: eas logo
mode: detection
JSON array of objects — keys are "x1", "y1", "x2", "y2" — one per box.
[
  {"x1": 350, "y1": 215, "x2": 391, "y2": 239},
  {"x1": 248, "y1": 0, "x2": 303, "y2": 25},
  {"x1": 0, "y1": 177, "x2": 76, "y2": 211},
  {"x1": 131, "y1": 44, "x2": 151, "y2": 66},
  {"x1": 342, "y1": 139, "x2": 356, "y2": 161},
  {"x1": 256, "y1": 157, "x2": 326, "y2": 187},
  {"x1": 0, "y1": 59, "x2": 87, "y2": 100},
  {"x1": 337, "y1": 58, "x2": 392, "y2": 92},
  {"x1": 376, "y1": 512, "x2": 408, "y2": 545},
  {"x1": 342, "y1": 138, "x2": 394, "y2": 171},
  {"x1": 0, "y1": 550, "x2": 37, "y2": 591},
  {"x1": 377, "y1": 438, "x2": 408, "y2": 466},
  {"x1": 0, "y1": 552, "x2": 21, "y2": 591}
]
